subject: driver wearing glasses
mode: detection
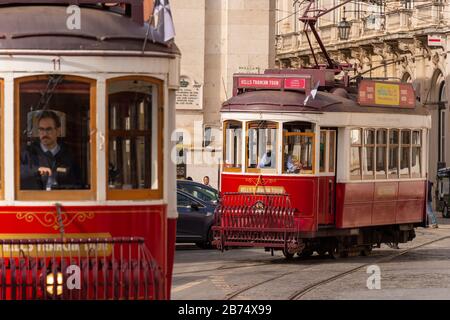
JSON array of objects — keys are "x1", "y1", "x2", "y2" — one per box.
[{"x1": 20, "y1": 110, "x2": 81, "y2": 190}]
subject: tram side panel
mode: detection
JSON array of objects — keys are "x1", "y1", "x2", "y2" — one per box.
[
  {"x1": 335, "y1": 180, "x2": 426, "y2": 228},
  {"x1": 0, "y1": 204, "x2": 169, "y2": 299}
]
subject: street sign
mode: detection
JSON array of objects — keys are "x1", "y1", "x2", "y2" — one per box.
[{"x1": 428, "y1": 35, "x2": 444, "y2": 47}]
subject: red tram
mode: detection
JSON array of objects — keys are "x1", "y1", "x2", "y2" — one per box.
[
  {"x1": 213, "y1": 69, "x2": 431, "y2": 258},
  {"x1": 0, "y1": 1, "x2": 180, "y2": 299}
]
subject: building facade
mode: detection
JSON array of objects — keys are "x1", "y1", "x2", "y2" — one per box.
[
  {"x1": 171, "y1": 0, "x2": 276, "y2": 187},
  {"x1": 276, "y1": 0, "x2": 450, "y2": 201}
]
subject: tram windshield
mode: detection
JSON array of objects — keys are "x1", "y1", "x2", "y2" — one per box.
[
  {"x1": 18, "y1": 76, "x2": 92, "y2": 191},
  {"x1": 283, "y1": 122, "x2": 314, "y2": 174},
  {"x1": 247, "y1": 121, "x2": 277, "y2": 171}
]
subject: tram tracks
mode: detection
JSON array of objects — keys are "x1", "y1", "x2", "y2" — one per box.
[
  {"x1": 289, "y1": 235, "x2": 450, "y2": 300},
  {"x1": 173, "y1": 261, "x2": 277, "y2": 276},
  {"x1": 224, "y1": 235, "x2": 450, "y2": 300}
]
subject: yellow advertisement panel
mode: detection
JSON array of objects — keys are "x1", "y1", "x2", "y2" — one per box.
[
  {"x1": 238, "y1": 185, "x2": 286, "y2": 194},
  {"x1": 375, "y1": 83, "x2": 400, "y2": 106},
  {"x1": 0, "y1": 233, "x2": 113, "y2": 257}
]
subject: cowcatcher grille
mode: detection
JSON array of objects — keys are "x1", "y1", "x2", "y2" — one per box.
[
  {"x1": 212, "y1": 193, "x2": 299, "y2": 249},
  {"x1": 0, "y1": 237, "x2": 164, "y2": 300}
]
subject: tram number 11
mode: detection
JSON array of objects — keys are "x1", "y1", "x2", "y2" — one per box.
[{"x1": 52, "y1": 58, "x2": 61, "y2": 71}]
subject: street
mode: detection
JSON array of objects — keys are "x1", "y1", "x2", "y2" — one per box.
[{"x1": 172, "y1": 216, "x2": 450, "y2": 300}]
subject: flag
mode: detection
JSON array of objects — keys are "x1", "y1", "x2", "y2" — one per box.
[
  {"x1": 150, "y1": 0, "x2": 176, "y2": 43},
  {"x1": 303, "y1": 81, "x2": 320, "y2": 105}
]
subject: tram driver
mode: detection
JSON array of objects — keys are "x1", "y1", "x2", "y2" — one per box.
[{"x1": 20, "y1": 110, "x2": 81, "y2": 190}]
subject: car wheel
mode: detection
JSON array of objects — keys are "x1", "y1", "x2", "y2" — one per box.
[{"x1": 196, "y1": 228, "x2": 214, "y2": 249}]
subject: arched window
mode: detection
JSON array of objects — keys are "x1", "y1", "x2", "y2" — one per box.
[{"x1": 401, "y1": 72, "x2": 412, "y2": 83}]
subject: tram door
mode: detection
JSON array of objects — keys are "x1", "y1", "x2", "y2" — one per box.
[{"x1": 318, "y1": 129, "x2": 337, "y2": 225}]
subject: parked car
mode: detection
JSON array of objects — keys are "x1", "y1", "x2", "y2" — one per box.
[
  {"x1": 177, "y1": 180, "x2": 219, "y2": 204},
  {"x1": 176, "y1": 189, "x2": 216, "y2": 248}
]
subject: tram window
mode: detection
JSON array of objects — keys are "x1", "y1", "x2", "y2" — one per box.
[
  {"x1": 107, "y1": 79, "x2": 159, "y2": 194},
  {"x1": 400, "y1": 130, "x2": 411, "y2": 178},
  {"x1": 363, "y1": 129, "x2": 375, "y2": 178},
  {"x1": 18, "y1": 76, "x2": 93, "y2": 195},
  {"x1": 247, "y1": 121, "x2": 277, "y2": 171},
  {"x1": 376, "y1": 129, "x2": 387, "y2": 178},
  {"x1": 329, "y1": 131, "x2": 336, "y2": 173},
  {"x1": 320, "y1": 131, "x2": 327, "y2": 173},
  {"x1": 350, "y1": 129, "x2": 362, "y2": 179},
  {"x1": 319, "y1": 130, "x2": 336, "y2": 174},
  {"x1": 411, "y1": 130, "x2": 421, "y2": 178},
  {"x1": 283, "y1": 135, "x2": 314, "y2": 173},
  {"x1": 388, "y1": 129, "x2": 399, "y2": 178},
  {"x1": 224, "y1": 121, "x2": 242, "y2": 171},
  {"x1": 283, "y1": 122, "x2": 314, "y2": 174}
]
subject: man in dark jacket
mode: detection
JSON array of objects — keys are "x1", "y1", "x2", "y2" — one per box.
[{"x1": 20, "y1": 110, "x2": 81, "y2": 190}]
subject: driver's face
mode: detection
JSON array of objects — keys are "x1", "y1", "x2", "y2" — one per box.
[{"x1": 38, "y1": 118, "x2": 59, "y2": 149}]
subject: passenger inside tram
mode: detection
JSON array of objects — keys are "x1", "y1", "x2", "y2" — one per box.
[
  {"x1": 285, "y1": 152, "x2": 302, "y2": 173},
  {"x1": 258, "y1": 149, "x2": 273, "y2": 168},
  {"x1": 283, "y1": 121, "x2": 314, "y2": 174},
  {"x1": 20, "y1": 110, "x2": 81, "y2": 190}
]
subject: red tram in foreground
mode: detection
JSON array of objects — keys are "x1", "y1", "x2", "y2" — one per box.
[
  {"x1": 213, "y1": 69, "x2": 431, "y2": 258},
  {"x1": 0, "y1": 1, "x2": 179, "y2": 299}
]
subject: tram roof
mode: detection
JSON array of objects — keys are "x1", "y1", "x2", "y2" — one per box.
[
  {"x1": 221, "y1": 89, "x2": 429, "y2": 116},
  {"x1": 0, "y1": 3, "x2": 179, "y2": 55}
]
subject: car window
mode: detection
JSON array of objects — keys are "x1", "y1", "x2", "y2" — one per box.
[
  {"x1": 180, "y1": 184, "x2": 218, "y2": 203},
  {"x1": 177, "y1": 192, "x2": 205, "y2": 209},
  {"x1": 177, "y1": 193, "x2": 192, "y2": 207}
]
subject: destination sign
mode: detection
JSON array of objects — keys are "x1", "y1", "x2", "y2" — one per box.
[
  {"x1": 238, "y1": 77, "x2": 283, "y2": 89},
  {"x1": 358, "y1": 80, "x2": 415, "y2": 109},
  {"x1": 237, "y1": 76, "x2": 309, "y2": 91}
]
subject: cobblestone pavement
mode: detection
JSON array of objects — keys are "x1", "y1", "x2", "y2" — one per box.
[{"x1": 172, "y1": 216, "x2": 450, "y2": 300}]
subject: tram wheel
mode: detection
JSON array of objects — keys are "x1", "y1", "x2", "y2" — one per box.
[
  {"x1": 316, "y1": 248, "x2": 327, "y2": 257},
  {"x1": 298, "y1": 249, "x2": 313, "y2": 258},
  {"x1": 360, "y1": 246, "x2": 372, "y2": 256},
  {"x1": 283, "y1": 250, "x2": 295, "y2": 260},
  {"x1": 329, "y1": 247, "x2": 347, "y2": 259}
]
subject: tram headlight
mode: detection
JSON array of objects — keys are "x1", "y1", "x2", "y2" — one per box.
[{"x1": 46, "y1": 272, "x2": 64, "y2": 296}]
